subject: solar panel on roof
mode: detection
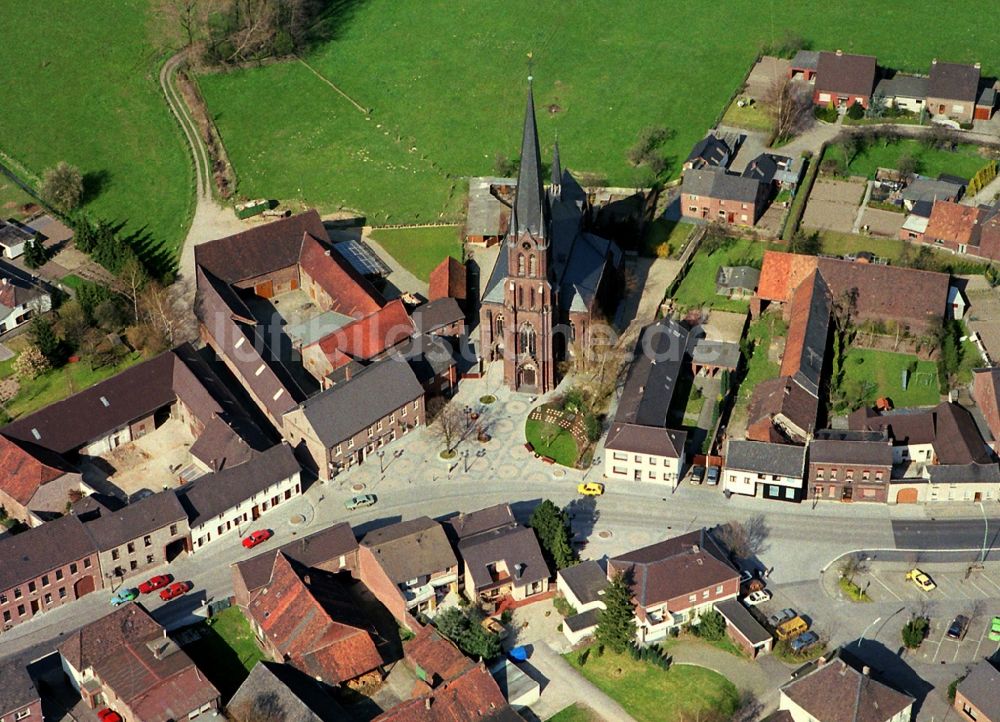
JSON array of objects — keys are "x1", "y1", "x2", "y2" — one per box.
[{"x1": 335, "y1": 240, "x2": 391, "y2": 278}]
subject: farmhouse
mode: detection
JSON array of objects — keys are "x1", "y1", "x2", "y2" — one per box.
[
  {"x1": 681, "y1": 167, "x2": 769, "y2": 226},
  {"x1": 973, "y1": 367, "x2": 1000, "y2": 453},
  {"x1": 603, "y1": 318, "x2": 689, "y2": 487},
  {"x1": 919, "y1": 200, "x2": 987, "y2": 252},
  {"x1": 607, "y1": 529, "x2": 738, "y2": 643},
  {"x1": 465, "y1": 176, "x2": 513, "y2": 246},
  {"x1": 0, "y1": 435, "x2": 87, "y2": 526},
  {"x1": 59, "y1": 604, "x2": 220, "y2": 722},
  {"x1": 813, "y1": 50, "x2": 878, "y2": 109},
  {"x1": 478, "y1": 84, "x2": 623, "y2": 394}
]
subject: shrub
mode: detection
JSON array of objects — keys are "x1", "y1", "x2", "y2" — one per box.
[
  {"x1": 847, "y1": 101, "x2": 865, "y2": 120},
  {"x1": 694, "y1": 610, "x2": 727, "y2": 641},
  {"x1": 902, "y1": 616, "x2": 929, "y2": 649},
  {"x1": 41, "y1": 161, "x2": 84, "y2": 212},
  {"x1": 578, "y1": 648, "x2": 590, "y2": 666}
]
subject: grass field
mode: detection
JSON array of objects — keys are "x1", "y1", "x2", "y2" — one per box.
[
  {"x1": 566, "y1": 647, "x2": 739, "y2": 722},
  {"x1": 730, "y1": 312, "x2": 786, "y2": 431},
  {"x1": 839, "y1": 348, "x2": 941, "y2": 409},
  {"x1": 181, "y1": 608, "x2": 267, "y2": 701},
  {"x1": 549, "y1": 704, "x2": 600, "y2": 722},
  {"x1": 368, "y1": 226, "x2": 462, "y2": 281},
  {"x1": 0, "y1": 333, "x2": 143, "y2": 421},
  {"x1": 0, "y1": 178, "x2": 38, "y2": 221},
  {"x1": 0, "y1": 1, "x2": 192, "y2": 263},
  {"x1": 814, "y1": 230, "x2": 991, "y2": 274},
  {"x1": 672, "y1": 238, "x2": 765, "y2": 313},
  {"x1": 640, "y1": 219, "x2": 695, "y2": 258},
  {"x1": 525, "y1": 417, "x2": 579, "y2": 467},
  {"x1": 830, "y1": 139, "x2": 989, "y2": 181},
  {"x1": 197, "y1": 1, "x2": 1000, "y2": 228}
]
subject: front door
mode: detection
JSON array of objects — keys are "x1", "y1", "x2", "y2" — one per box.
[
  {"x1": 975, "y1": 492, "x2": 982, "y2": 502},
  {"x1": 521, "y1": 366, "x2": 536, "y2": 388},
  {"x1": 252, "y1": 505, "x2": 260, "y2": 521}
]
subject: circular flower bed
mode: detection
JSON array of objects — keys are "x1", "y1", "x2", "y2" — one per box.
[{"x1": 479, "y1": 394, "x2": 497, "y2": 405}]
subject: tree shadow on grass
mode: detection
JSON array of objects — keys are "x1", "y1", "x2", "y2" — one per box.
[{"x1": 81, "y1": 170, "x2": 111, "y2": 205}]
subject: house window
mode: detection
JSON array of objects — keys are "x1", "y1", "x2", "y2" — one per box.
[
  {"x1": 0, "y1": 593, "x2": 5, "y2": 604},
  {"x1": 70, "y1": 563, "x2": 78, "y2": 574},
  {"x1": 377, "y1": 420, "x2": 383, "y2": 431},
  {"x1": 169, "y1": 524, "x2": 178, "y2": 536},
  {"x1": 84, "y1": 558, "x2": 91, "y2": 568},
  {"x1": 367, "y1": 426, "x2": 374, "y2": 438},
  {"x1": 334, "y1": 444, "x2": 342, "y2": 456},
  {"x1": 401, "y1": 407, "x2": 407, "y2": 418},
  {"x1": 27, "y1": 581, "x2": 36, "y2": 593},
  {"x1": 13, "y1": 588, "x2": 21, "y2": 599},
  {"x1": 648, "y1": 470, "x2": 656, "y2": 479},
  {"x1": 716, "y1": 585, "x2": 723, "y2": 594},
  {"x1": 613, "y1": 452, "x2": 627, "y2": 461},
  {"x1": 348, "y1": 438, "x2": 355, "y2": 448},
  {"x1": 688, "y1": 205, "x2": 698, "y2": 213},
  {"x1": 146, "y1": 555, "x2": 154, "y2": 564},
  {"x1": 112, "y1": 549, "x2": 120, "y2": 561},
  {"x1": 648, "y1": 456, "x2": 656, "y2": 465},
  {"x1": 59, "y1": 588, "x2": 66, "y2": 598},
  {"x1": 43, "y1": 593, "x2": 52, "y2": 604},
  {"x1": 17, "y1": 604, "x2": 25, "y2": 616},
  {"x1": 129, "y1": 561, "x2": 138, "y2": 571},
  {"x1": 830, "y1": 469, "x2": 838, "y2": 479},
  {"x1": 816, "y1": 468, "x2": 824, "y2": 479},
  {"x1": 688, "y1": 594, "x2": 697, "y2": 602},
  {"x1": 127, "y1": 542, "x2": 135, "y2": 554},
  {"x1": 875, "y1": 471, "x2": 884, "y2": 481},
  {"x1": 15, "y1": 708, "x2": 31, "y2": 720},
  {"x1": 144, "y1": 535, "x2": 152, "y2": 547},
  {"x1": 862, "y1": 470, "x2": 870, "y2": 481},
  {"x1": 962, "y1": 702, "x2": 977, "y2": 718},
  {"x1": 42, "y1": 575, "x2": 49, "y2": 587},
  {"x1": 703, "y1": 590, "x2": 710, "y2": 599},
  {"x1": 55, "y1": 569, "x2": 63, "y2": 581},
  {"x1": 217, "y1": 525, "x2": 224, "y2": 535},
  {"x1": 2, "y1": 610, "x2": 10, "y2": 623}
]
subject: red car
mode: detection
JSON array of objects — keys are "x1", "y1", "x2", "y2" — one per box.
[
  {"x1": 138, "y1": 575, "x2": 172, "y2": 594},
  {"x1": 242, "y1": 529, "x2": 273, "y2": 548},
  {"x1": 98, "y1": 709, "x2": 123, "y2": 722},
  {"x1": 159, "y1": 581, "x2": 191, "y2": 601}
]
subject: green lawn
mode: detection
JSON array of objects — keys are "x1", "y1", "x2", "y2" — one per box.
[
  {"x1": 549, "y1": 704, "x2": 600, "y2": 722},
  {"x1": 814, "y1": 230, "x2": 991, "y2": 275},
  {"x1": 721, "y1": 101, "x2": 774, "y2": 133},
  {"x1": 672, "y1": 237, "x2": 765, "y2": 313},
  {"x1": 197, "y1": 1, "x2": 1000, "y2": 228},
  {"x1": 181, "y1": 608, "x2": 267, "y2": 702},
  {"x1": 640, "y1": 219, "x2": 695, "y2": 258},
  {"x1": 368, "y1": 225, "x2": 462, "y2": 281},
  {"x1": 0, "y1": 177, "x2": 38, "y2": 221},
  {"x1": 730, "y1": 312, "x2": 786, "y2": 430},
  {"x1": 839, "y1": 348, "x2": 940, "y2": 409},
  {"x1": 566, "y1": 647, "x2": 739, "y2": 722},
  {"x1": 830, "y1": 139, "x2": 989, "y2": 181},
  {"x1": 0, "y1": 335, "x2": 143, "y2": 421},
  {"x1": 525, "y1": 417, "x2": 579, "y2": 467},
  {"x1": 0, "y1": 1, "x2": 193, "y2": 264}
]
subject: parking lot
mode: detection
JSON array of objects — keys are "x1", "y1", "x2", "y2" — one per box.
[
  {"x1": 916, "y1": 609, "x2": 1000, "y2": 665},
  {"x1": 862, "y1": 562, "x2": 1000, "y2": 604}
]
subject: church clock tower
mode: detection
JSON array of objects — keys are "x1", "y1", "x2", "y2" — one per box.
[{"x1": 501, "y1": 82, "x2": 556, "y2": 394}]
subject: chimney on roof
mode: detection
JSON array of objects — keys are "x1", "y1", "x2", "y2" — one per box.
[
  {"x1": 1, "y1": 278, "x2": 7, "y2": 285},
  {"x1": 692, "y1": 544, "x2": 700, "y2": 553},
  {"x1": 932, "y1": 58, "x2": 938, "y2": 65},
  {"x1": 836, "y1": 49, "x2": 843, "y2": 57},
  {"x1": 425, "y1": 698, "x2": 432, "y2": 710},
  {"x1": 324, "y1": 249, "x2": 331, "y2": 256},
  {"x1": 975, "y1": 62, "x2": 982, "y2": 70},
  {"x1": 862, "y1": 665, "x2": 871, "y2": 676},
  {"x1": 514, "y1": 563, "x2": 525, "y2": 580},
  {"x1": 303, "y1": 573, "x2": 311, "y2": 585}
]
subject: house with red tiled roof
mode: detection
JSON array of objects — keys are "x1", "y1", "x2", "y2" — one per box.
[
  {"x1": 59, "y1": 604, "x2": 220, "y2": 722},
  {"x1": 243, "y1": 552, "x2": 384, "y2": 687},
  {"x1": 918, "y1": 200, "x2": 987, "y2": 253},
  {"x1": 0, "y1": 435, "x2": 86, "y2": 526},
  {"x1": 607, "y1": 529, "x2": 738, "y2": 643},
  {"x1": 973, "y1": 367, "x2": 1000, "y2": 454},
  {"x1": 429, "y1": 256, "x2": 467, "y2": 303},
  {"x1": 373, "y1": 664, "x2": 523, "y2": 722}
]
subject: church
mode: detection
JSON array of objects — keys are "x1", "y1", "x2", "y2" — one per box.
[{"x1": 478, "y1": 83, "x2": 623, "y2": 394}]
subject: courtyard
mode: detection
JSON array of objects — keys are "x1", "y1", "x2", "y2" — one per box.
[{"x1": 801, "y1": 177, "x2": 867, "y2": 234}]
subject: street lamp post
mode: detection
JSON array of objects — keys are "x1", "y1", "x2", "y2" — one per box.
[
  {"x1": 858, "y1": 616, "x2": 883, "y2": 647},
  {"x1": 978, "y1": 501, "x2": 989, "y2": 564},
  {"x1": 462, "y1": 449, "x2": 470, "y2": 473},
  {"x1": 378, "y1": 450, "x2": 386, "y2": 475}
]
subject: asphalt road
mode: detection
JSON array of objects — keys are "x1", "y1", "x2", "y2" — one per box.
[{"x1": 891, "y1": 517, "x2": 1000, "y2": 555}]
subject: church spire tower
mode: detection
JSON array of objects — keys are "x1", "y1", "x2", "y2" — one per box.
[{"x1": 511, "y1": 80, "x2": 547, "y2": 243}]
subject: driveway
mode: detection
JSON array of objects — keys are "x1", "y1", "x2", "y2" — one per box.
[{"x1": 528, "y1": 642, "x2": 637, "y2": 722}]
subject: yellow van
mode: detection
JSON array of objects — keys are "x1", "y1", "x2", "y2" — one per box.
[{"x1": 776, "y1": 616, "x2": 809, "y2": 641}]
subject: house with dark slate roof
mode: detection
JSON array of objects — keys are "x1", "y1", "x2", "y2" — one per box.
[
  {"x1": 807, "y1": 429, "x2": 894, "y2": 503},
  {"x1": 681, "y1": 167, "x2": 770, "y2": 226},
  {"x1": 228, "y1": 661, "x2": 347, "y2": 722},
  {"x1": 778, "y1": 651, "x2": 913, "y2": 722},
  {"x1": 556, "y1": 560, "x2": 608, "y2": 645},
  {"x1": 813, "y1": 49, "x2": 878, "y2": 109},
  {"x1": 927, "y1": 59, "x2": 982, "y2": 123},
  {"x1": 0, "y1": 657, "x2": 42, "y2": 722},
  {"x1": 875, "y1": 72, "x2": 929, "y2": 114},
  {"x1": 604, "y1": 318, "x2": 690, "y2": 487},
  {"x1": 954, "y1": 658, "x2": 1000, "y2": 722},
  {"x1": 608, "y1": 529, "x2": 738, "y2": 643},
  {"x1": 722, "y1": 440, "x2": 807, "y2": 502},
  {"x1": 683, "y1": 134, "x2": 732, "y2": 171},
  {"x1": 449, "y1": 504, "x2": 550, "y2": 608}
]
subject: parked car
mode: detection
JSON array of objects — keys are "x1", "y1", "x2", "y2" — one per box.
[
  {"x1": 346, "y1": 494, "x2": 377, "y2": 510},
  {"x1": 768, "y1": 608, "x2": 796, "y2": 628},
  {"x1": 946, "y1": 615, "x2": 969, "y2": 640},
  {"x1": 242, "y1": 529, "x2": 273, "y2": 549},
  {"x1": 905, "y1": 568, "x2": 936, "y2": 592},
  {"x1": 744, "y1": 590, "x2": 772, "y2": 606},
  {"x1": 110, "y1": 588, "x2": 139, "y2": 606},
  {"x1": 138, "y1": 575, "x2": 172, "y2": 594},
  {"x1": 690, "y1": 465, "x2": 705, "y2": 484},
  {"x1": 577, "y1": 482, "x2": 605, "y2": 496},
  {"x1": 706, "y1": 466, "x2": 720, "y2": 486},
  {"x1": 789, "y1": 631, "x2": 820, "y2": 654},
  {"x1": 159, "y1": 581, "x2": 191, "y2": 601},
  {"x1": 776, "y1": 616, "x2": 809, "y2": 641},
  {"x1": 98, "y1": 709, "x2": 123, "y2": 722},
  {"x1": 989, "y1": 616, "x2": 1000, "y2": 642}
]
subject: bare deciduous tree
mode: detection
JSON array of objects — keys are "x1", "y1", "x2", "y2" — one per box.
[
  {"x1": 762, "y1": 75, "x2": 814, "y2": 141},
  {"x1": 839, "y1": 552, "x2": 868, "y2": 584},
  {"x1": 41, "y1": 162, "x2": 84, "y2": 212},
  {"x1": 715, "y1": 515, "x2": 771, "y2": 562},
  {"x1": 150, "y1": 0, "x2": 214, "y2": 49},
  {"x1": 431, "y1": 401, "x2": 465, "y2": 454}
]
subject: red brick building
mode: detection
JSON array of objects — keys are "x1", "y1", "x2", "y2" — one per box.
[
  {"x1": 807, "y1": 430, "x2": 895, "y2": 503},
  {"x1": 954, "y1": 659, "x2": 1000, "y2": 722},
  {"x1": 813, "y1": 50, "x2": 877, "y2": 109},
  {"x1": 0, "y1": 657, "x2": 43, "y2": 722},
  {"x1": 681, "y1": 168, "x2": 769, "y2": 226},
  {"x1": 0, "y1": 514, "x2": 102, "y2": 629}
]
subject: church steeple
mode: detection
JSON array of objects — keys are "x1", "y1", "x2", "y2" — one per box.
[{"x1": 512, "y1": 82, "x2": 546, "y2": 241}]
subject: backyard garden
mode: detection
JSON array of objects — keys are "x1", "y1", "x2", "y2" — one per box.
[
  {"x1": 180, "y1": 607, "x2": 267, "y2": 701},
  {"x1": 728, "y1": 311, "x2": 786, "y2": 433},
  {"x1": 368, "y1": 225, "x2": 463, "y2": 281},
  {"x1": 671, "y1": 235, "x2": 766, "y2": 314}
]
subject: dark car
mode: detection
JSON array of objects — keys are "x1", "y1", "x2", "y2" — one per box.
[
  {"x1": 706, "y1": 466, "x2": 720, "y2": 486},
  {"x1": 768, "y1": 608, "x2": 796, "y2": 627},
  {"x1": 947, "y1": 615, "x2": 969, "y2": 640},
  {"x1": 690, "y1": 465, "x2": 706, "y2": 485},
  {"x1": 790, "y1": 631, "x2": 820, "y2": 653}
]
